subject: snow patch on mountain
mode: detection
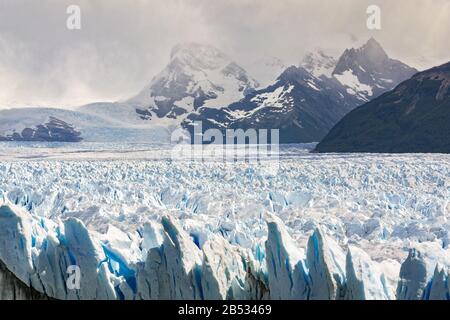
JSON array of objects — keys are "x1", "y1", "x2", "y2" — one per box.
[
  {"x1": 301, "y1": 50, "x2": 337, "y2": 79},
  {"x1": 334, "y1": 70, "x2": 373, "y2": 101},
  {"x1": 246, "y1": 85, "x2": 294, "y2": 113}
]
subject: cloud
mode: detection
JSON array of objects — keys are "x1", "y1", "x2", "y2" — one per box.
[{"x1": 0, "y1": 0, "x2": 449, "y2": 108}]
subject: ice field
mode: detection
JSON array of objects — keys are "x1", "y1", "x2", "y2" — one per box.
[{"x1": 0, "y1": 142, "x2": 449, "y2": 300}]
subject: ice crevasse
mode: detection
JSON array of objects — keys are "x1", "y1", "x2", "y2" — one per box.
[{"x1": 0, "y1": 201, "x2": 449, "y2": 300}]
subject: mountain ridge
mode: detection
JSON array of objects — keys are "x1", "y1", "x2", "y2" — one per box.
[
  {"x1": 183, "y1": 38, "x2": 417, "y2": 143},
  {"x1": 315, "y1": 61, "x2": 450, "y2": 153},
  {"x1": 0, "y1": 39, "x2": 421, "y2": 144}
]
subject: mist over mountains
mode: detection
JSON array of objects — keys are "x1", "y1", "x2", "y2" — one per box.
[
  {"x1": 0, "y1": 38, "x2": 427, "y2": 146},
  {"x1": 183, "y1": 38, "x2": 417, "y2": 143}
]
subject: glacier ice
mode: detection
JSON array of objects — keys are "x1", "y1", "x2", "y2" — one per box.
[
  {"x1": 265, "y1": 213, "x2": 310, "y2": 300},
  {"x1": 1, "y1": 199, "x2": 449, "y2": 300},
  {"x1": 345, "y1": 246, "x2": 397, "y2": 300},
  {"x1": 307, "y1": 227, "x2": 346, "y2": 300},
  {"x1": 0, "y1": 146, "x2": 449, "y2": 300},
  {"x1": 396, "y1": 244, "x2": 450, "y2": 300},
  {"x1": 429, "y1": 265, "x2": 450, "y2": 300},
  {"x1": 201, "y1": 236, "x2": 247, "y2": 300},
  {"x1": 0, "y1": 204, "x2": 36, "y2": 286},
  {"x1": 0, "y1": 200, "x2": 126, "y2": 300},
  {"x1": 157, "y1": 216, "x2": 203, "y2": 299}
]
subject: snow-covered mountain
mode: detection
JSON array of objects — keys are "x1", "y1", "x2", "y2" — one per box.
[
  {"x1": 300, "y1": 38, "x2": 418, "y2": 102},
  {"x1": 126, "y1": 43, "x2": 259, "y2": 121},
  {"x1": 300, "y1": 49, "x2": 337, "y2": 79},
  {"x1": 0, "y1": 39, "x2": 418, "y2": 143},
  {"x1": 184, "y1": 66, "x2": 362, "y2": 143},
  {"x1": 0, "y1": 43, "x2": 259, "y2": 142},
  {"x1": 332, "y1": 37, "x2": 418, "y2": 102},
  {"x1": 301, "y1": 39, "x2": 418, "y2": 103},
  {"x1": 75, "y1": 44, "x2": 259, "y2": 128},
  {"x1": 185, "y1": 38, "x2": 418, "y2": 143}
]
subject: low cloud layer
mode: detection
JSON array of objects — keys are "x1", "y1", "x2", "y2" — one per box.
[{"x1": 0, "y1": 0, "x2": 449, "y2": 108}]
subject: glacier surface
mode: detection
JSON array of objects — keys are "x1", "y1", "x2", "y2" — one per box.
[{"x1": 0, "y1": 143, "x2": 449, "y2": 300}]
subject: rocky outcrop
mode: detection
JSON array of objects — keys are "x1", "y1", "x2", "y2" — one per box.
[{"x1": 0, "y1": 117, "x2": 82, "y2": 142}]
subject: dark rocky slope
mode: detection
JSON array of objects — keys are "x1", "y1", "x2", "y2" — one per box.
[{"x1": 316, "y1": 62, "x2": 450, "y2": 153}]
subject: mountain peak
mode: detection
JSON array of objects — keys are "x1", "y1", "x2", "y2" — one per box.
[
  {"x1": 332, "y1": 38, "x2": 417, "y2": 101},
  {"x1": 300, "y1": 49, "x2": 337, "y2": 78},
  {"x1": 365, "y1": 36, "x2": 381, "y2": 48},
  {"x1": 359, "y1": 37, "x2": 388, "y2": 61},
  {"x1": 169, "y1": 43, "x2": 230, "y2": 70},
  {"x1": 335, "y1": 38, "x2": 388, "y2": 69},
  {"x1": 128, "y1": 42, "x2": 257, "y2": 120}
]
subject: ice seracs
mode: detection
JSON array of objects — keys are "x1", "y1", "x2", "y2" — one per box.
[
  {"x1": 201, "y1": 236, "x2": 247, "y2": 300},
  {"x1": 0, "y1": 259, "x2": 49, "y2": 300},
  {"x1": 159, "y1": 216, "x2": 203, "y2": 299},
  {"x1": 0, "y1": 203, "x2": 36, "y2": 286},
  {"x1": 1, "y1": 199, "x2": 450, "y2": 300},
  {"x1": 137, "y1": 216, "x2": 203, "y2": 300},
  {"x1": 345, "y1": 246, "x2": 397, "y2": 300},
  {"x1": 0, "y1": 151, "x2": 449, "y2": 300},
  {"x1": 307, "y1": 227, "x2": 346, "y2": 300},
  {"x1": 0, "y1": 199, "x2": 128, "y2": 300},
  {"x1": 265, "y1": 213, "x2": 310, "y2": 299},
  {"x1": 429, "y1": 265, "x2": 450, "y2": 300},
  {"x1": 396, "y1": 249, "x2": 433, "y2": 300},
  {"x1": 396, "y1": 243, "x2": 450, "y2": 300}
]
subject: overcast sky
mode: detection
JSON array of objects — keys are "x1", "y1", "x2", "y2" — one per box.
[{"x1": 0, "y1": 0, "x2": 449, "y2": 108}]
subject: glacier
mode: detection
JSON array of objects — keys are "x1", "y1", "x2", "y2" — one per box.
[
  {"x1": 0, "y1": 143, "x2": 449, "y2": 300},
  {"x1": 1, "y1": 199, "x2": 449, "y2": 300}
]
